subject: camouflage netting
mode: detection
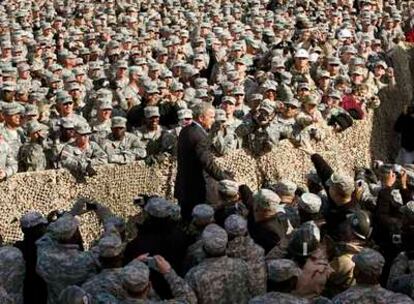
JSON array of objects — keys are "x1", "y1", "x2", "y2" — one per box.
[{"x1": 0, "y1": 47, "x2": 412, "y2": 246}]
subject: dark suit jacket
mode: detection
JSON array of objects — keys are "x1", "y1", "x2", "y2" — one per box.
[{"x1": 175, "y1": 122, "x2": 227, "y2": 220}]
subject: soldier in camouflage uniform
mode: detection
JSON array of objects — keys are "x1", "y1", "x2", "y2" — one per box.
[
  {"x1": 0, "y1": 102, "x2": 26, "y2": 158},
  {"x1": 36, "y1": 201, "x2": 120, "y2": 304},
  {"x1": 0, "y1": 246, "x2": 25, "y2": 304},
  {"x1": 185, "y1": 224, "x2": 254, "y2": 304},
  {"x1": 59, "y1": 123, "x2": 107, "y2": 176},
  {"x1": 90, "y1": 99, "x2": 113, "y2": 145},
  {"x1": 58, "y1": 285, "x2": 93, "y2": 304},
  {"x1": 225, "y1": 215, "x2": 267, "y2": 297},
  {"x1": 210, "y1": 109, "x2": 238, "y2": 156},
  {"x1": 81, "y1": 230, "x2": 128, "y2": 300},
  {"x1": 236, "y1": 100, "x2": 280, "y2": 156},
  {"x1": 0, "y1": 135, "x2": 18, "y2": 181},
  {"x1": 101, "y1": 117, "x2": 146, "y2": 165},
  {"x1": 332, "y1": 248, "x2": 413, "y2": 304},
  {"x1": 182, "y1": 204, "x2": 215, "y2": 273},
  {"x1": 17, "y1": 121, "x2": 49, "y2": 172}
]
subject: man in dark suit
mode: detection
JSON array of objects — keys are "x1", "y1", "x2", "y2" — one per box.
[{"x1": 175, "y1": 103, "x2": 231, "y2": 222}]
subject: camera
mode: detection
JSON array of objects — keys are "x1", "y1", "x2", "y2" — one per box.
[{"x1": 145, "y1": 257, "x2": 157, "y2": 270}]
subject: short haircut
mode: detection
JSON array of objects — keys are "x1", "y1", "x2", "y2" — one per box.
[{"x1": 192, "y1": 102, "x2": 214, "y2": 120}]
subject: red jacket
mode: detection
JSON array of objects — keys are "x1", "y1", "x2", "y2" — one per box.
[{"x1": 341, "y1": 95, "x2": 365, "y2": 119}]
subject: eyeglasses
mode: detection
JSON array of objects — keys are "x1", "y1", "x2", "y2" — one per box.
[{"x1": 63, "y1": 102, "x2": 73, "y2": 106}]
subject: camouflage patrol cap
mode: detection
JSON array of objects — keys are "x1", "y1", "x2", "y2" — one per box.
[
  {"x1": 177, "y1": 109, "x2": 192, "y2": 120},
  {"x1": 2, "y1": 81, "x2": 16, "y2": 91},
  {"x1": 253, "y1": 189, "x2": 280, "y2": 217},
  {"x1": 75, "y1": 123, "x2": 92, "y2": 135},
  {"x1": 222, "y1": 96, "x2": 236, "y2": 105},
  {"x1": 56, "y1": 91, "x2": 72, "y2": 104},
  {"x1": 111, "y1": 116, "x2": 127, "y2": 128},
  {"x1": 27, "y1": 121, "x2": 47, "y2": 134},
  {"x1": 98, "y1": 232, "x2": 124, "y2": 258},
  {"x1": 328, "y1": 89, "x2": 342, "y2": 100},
  {"x1": 297, "y1": 82, "x2": 310, "y2": 91},
  {"x1": 192, "y1": 204, "x2": 214, "y2": 222},
  {"x1": 326, "y1": 172, "x2": 355, "y2": 197},
  {"x1": 259, "y1": 99, "x2": 275, "y2": 115},
  {"x1": 298, "y1": 193, "x2": 322, "y2": 214},
  {"x1": 144, "y1": 106, "x2": 160, "y2": 118},
  {"x1": 202, "y1": 223, "x2": 228, "y2": 255},
  {"x1": 195, "y1": 88, "x2": 208, "y2": 98},
  {"x1": 171, "y1": 82, "x2": 184, "y2": 92},
  {"x1": 20, "y1": 211, "x2": 47, "y2": 229},
  {"x1": 2, "y1": 102, "x2": 22, "y2": 115},
  {"x1": 352, "y1": 248, "x2": 385, "y2": 276},
  {"x1": 375, "y1": 61, "x2": 387, "y2": 69},
  {"x1": 25, "y1": 104, "x2": 38, "y2": 116},
  {"x1": 61, "y1": 118, "x2": 75, "y2": 129},
  {"x1": 59, "y1": 286, "x2": 92, "y2": 304},
  {"x1": 328, "y1": 56, "x2": 341, "y2": 65},
  {"x1": 48, "y1": 213, "x2": 79, "y2": 241},
  {"x1": 351, "y1": 67, "x2": 365, "y2": 76},
  {"x1": 274, "y1": 180, "x2": 297, "y2": 197},
  {"x1": 249, "y1": 94, "x2": 263, "y2": 102},
  {"x1": 284, "y1": 98, "x2": 300, "y2": 108},
  {"x1": 215, "y1": 109, "x2": 227, "y2": 122},
  {"x1": 144, "y1": 197, "x2": 171, "y2": 218},
  {"x1": 121, "y1": 260, "x2": 150, "y2": 293},
  {"x1": 302, "y1": 94, "x2": 320, "y2": 105},
  {"x1": 224, "y1": 214, "x2": 247, "y2": 236},
  {"x1": 318, "y1": 70, "x2": 331, "y2": 79},
  {"x1": 267, "y1": 259, "x2": 301, "y2": 283},
  {"x1": 97, "y1": 99, "x2": 113, "y2": 110},
  {"x1": 218, "y1": 179, "x2": 239, "y2": 197}
]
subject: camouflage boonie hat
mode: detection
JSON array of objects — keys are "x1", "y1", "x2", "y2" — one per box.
[
  {"x1": 352, "y1": 248, "x2": 385, "y2": 276},
  {"x1": 111, "y1": 116, "x2": 127, "y2": 128},
  {"x1": 218, "y1": 179, "x2": 239, "y2": 197},
  {"x1": 47, "y1": 213, "x2": 79, "y2": 241},
  {"x1": 202, "y1": 224, "x2": 228, "y2": 255},
  {"x1": 192, "y1": 204, "x2": 214, "y2": 222},
  {"x1": 121, "y1": 260, "x2": 150, "y2": 293},
  {"x1": 267, "y1": 259, "x2": 301, "y2": 283},
  {"x1": 20, "y1": 211, "x2": 47, "y2": 229},
  {"x1": 298, "y1": 193, "x2": 322, "y2": 214},
  {"x1": 326, "y1": 172, "x2": 355, "y2": 197},
  {"x1": 224, "y1": 214, "x2": 247, "y2": 236},
  {"x1": 98, "y1": 232, "x2": 124, "y2": 258}
]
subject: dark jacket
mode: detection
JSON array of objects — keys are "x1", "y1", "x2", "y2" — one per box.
[
  {"x1": 175, "y1": 122, "x2": 228, "y2": 221},
  {"x1": 311, "y1": 153, "x2": 359, "y2": 241},
  {"x1": 394, "y1": 113, "x2": 414, "y2": 152}
]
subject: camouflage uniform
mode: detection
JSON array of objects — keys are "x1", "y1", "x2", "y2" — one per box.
[
  {"x1": 333, "y1": 249, "x2": 414, "y2": 304},
  {"x1": 387, "y1": 252, "x2": 414, "y2": 289},
  {"x1": 59, "y1": 124, "x2": 108, "y2": 173},
  {"x1": 17, "y1": 141, "x2": 48, "y2": 172},
  {"x1": 0, "y1": 126, "x2": 26, "y2": 159},
  {"x1": 185, "y1": 224, "x2": 253, "y2": 304},
  {"x1": 226, "y1": 234, "x2": 267, "y2": 296},
  {"x1": 0, "y1": 246, "x2": 25, "y2": 304},
  {"x1": 0, "y1": 139, "x2": 18, "y2": 180},
  {"x1": 101, "y1": 133, "x2": 147, "y2": 164},
  {"x1": 36, "y1": 214, "x2": 101, "y2": 304}
]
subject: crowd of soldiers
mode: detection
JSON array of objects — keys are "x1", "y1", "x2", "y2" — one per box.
[
  {"x1": 0, "y1": 0, "x2": 406, "y2": 178},
  {"x1": 1, "y1": 0, "x2": 414, "y2": 303}
]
